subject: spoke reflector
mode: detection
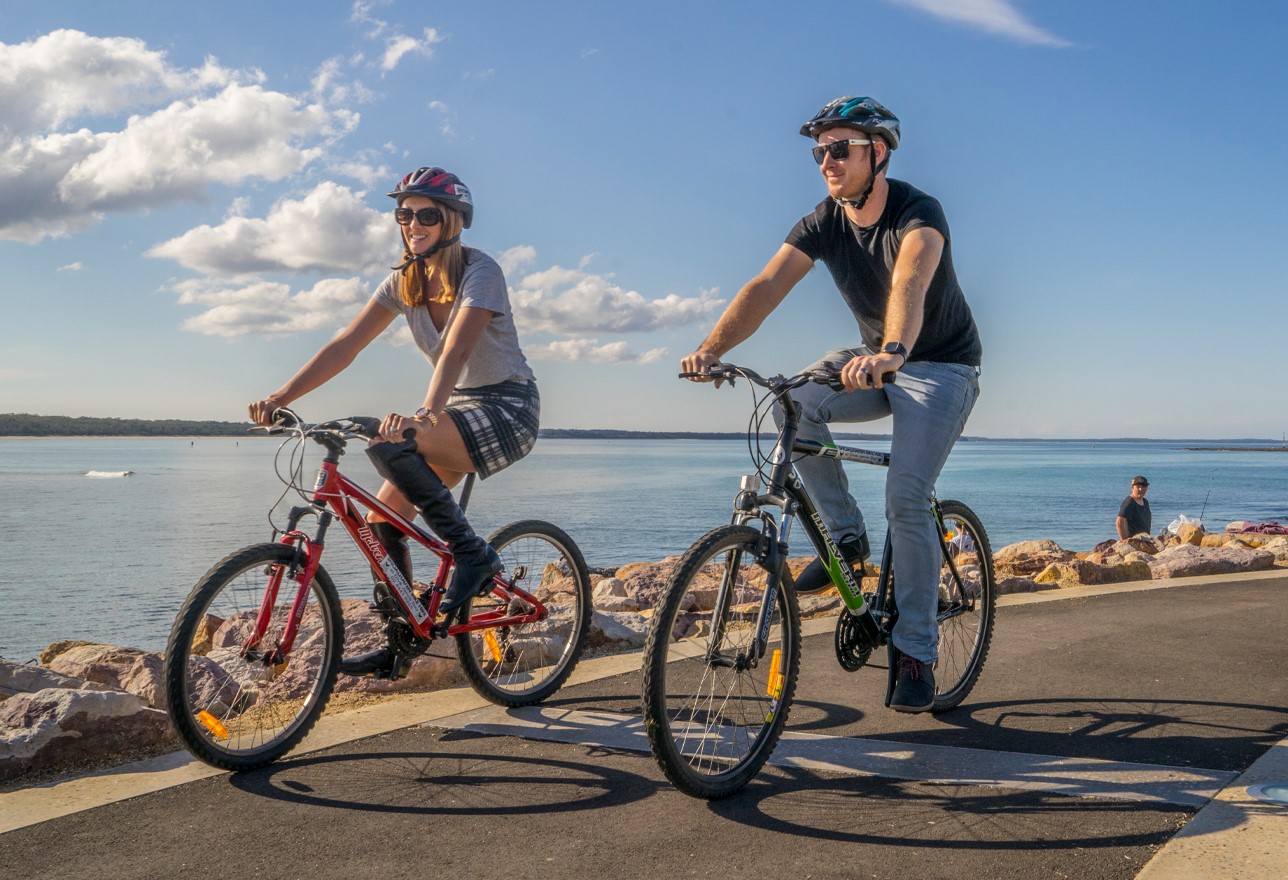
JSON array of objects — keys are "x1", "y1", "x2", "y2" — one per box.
[
  {"x1": 196, "y1": 711, "x2": 229, "y2": 739},
  {"x1": 484, "y1": 629, "x2": 504, "y2": 663}
]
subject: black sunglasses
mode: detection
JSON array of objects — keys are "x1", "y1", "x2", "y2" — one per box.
[
  {"x1": 394, "y1": 206, "x2": 444, "y2": 227},
  {"x1": 811, "y1": 138, "x2": 872, "y2": 165}
]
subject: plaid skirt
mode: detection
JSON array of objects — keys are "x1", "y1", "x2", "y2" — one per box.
[{"x1": 445, "y1": 380, "x2": 540, "y2": 479}]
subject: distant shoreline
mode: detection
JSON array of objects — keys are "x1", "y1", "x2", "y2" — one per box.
[{"x1": 0, "y1": 414, "x2": 1282, "y2": 444}]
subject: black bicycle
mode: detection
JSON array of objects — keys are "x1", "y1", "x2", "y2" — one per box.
[{"x1": 642, "y1": 363, "x2": 995, "y2": 798}]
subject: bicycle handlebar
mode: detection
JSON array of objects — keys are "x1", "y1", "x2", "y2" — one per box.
[
  {"x1": 678, "y1": 361, "x2": 895, "y2": 392},
  {"x1": 255, "y1": 408, "x2": 384, "y2": 443}
]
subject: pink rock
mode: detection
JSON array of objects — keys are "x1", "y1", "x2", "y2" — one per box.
[
  {"x1": 1147, "y1": 544, "x2": 1276, "y2": 579},
  {"x1": 0, "y1": 688, "x2": 172, "y2": 782},
  {"x1": 45, "y1": 645, "x2": 165, "y2": 709}
]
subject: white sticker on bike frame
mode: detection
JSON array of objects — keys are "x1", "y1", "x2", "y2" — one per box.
[{"x1": 382, "y1": 557, "x2": 429, "y2": 624}]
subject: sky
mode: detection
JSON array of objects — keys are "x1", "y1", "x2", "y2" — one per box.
[{"x1": 1, "y1": 1, "x2": 1286, "y2": 440}]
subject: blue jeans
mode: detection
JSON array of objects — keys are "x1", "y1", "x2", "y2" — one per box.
[{"x1": 778, "y1": 348, "x2": 979, "y2": 663}]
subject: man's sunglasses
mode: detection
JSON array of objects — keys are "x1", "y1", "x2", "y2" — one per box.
[
  {"x1": 811, "y1": 138, "x2": 872, "y2": 165},
  {"x1": 394, "y1": 206, "x2": 444, "y2": 227}
]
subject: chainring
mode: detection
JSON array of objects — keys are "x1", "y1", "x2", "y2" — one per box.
[{"x1": 834, "y1": 609, "x2": 875, "y2": 672}]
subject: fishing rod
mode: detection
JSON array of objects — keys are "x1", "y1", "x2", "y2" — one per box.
[{"x1": 1198, "y1": 469, "x2": 1216, "y2": 523}]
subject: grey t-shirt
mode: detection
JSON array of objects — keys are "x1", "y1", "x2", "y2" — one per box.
[{"x1": 372, "y1": 249, "x2": 535, "y2": 389}]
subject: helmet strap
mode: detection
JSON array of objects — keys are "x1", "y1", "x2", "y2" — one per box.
[{"x1": 833, "y1": 143, "x2": 888, "y2": 212}]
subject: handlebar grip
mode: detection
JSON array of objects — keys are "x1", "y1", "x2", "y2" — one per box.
[{"x1": 402, "y1": 427, "x2": 417, "y2": 441}]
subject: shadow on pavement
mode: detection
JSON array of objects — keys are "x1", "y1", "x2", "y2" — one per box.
[
  {"x1": 704, "y1": 767, "x2": 1190, "y2": 850},
  {"x1": 226, "y1": 730, "x2": 659, "y2": 815}
]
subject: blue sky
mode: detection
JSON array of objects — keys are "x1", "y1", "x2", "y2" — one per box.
[{"x1": 2, "y1": 1, "x2": 1285, "y2": 439}]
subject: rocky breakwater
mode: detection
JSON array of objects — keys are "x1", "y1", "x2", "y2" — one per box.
[
  {"x1": 5, "y1": 524, "x2": 1287, "y2": 785},
  {"x1": 991, "y1": 524, "x2": 1286, "y2": 592}
]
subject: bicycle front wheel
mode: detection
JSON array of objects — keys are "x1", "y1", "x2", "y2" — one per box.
[
  {"x1": 455, "y1": 520, "x2": 591, "y2": 706},
  {"x1": 642, "y1": 525, "x2": 800, "y2": 799},
  {"x1": 163, "y1": 543, "x2": 343, "y2": 771},
  {"x1": 932, "y1": 500, "x2": 996, "y2": 711}
]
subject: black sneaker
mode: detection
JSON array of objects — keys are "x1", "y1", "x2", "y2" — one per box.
[
  {"x1": 889, "y1": 649, "x2": 936, "y2": 713},
  {"x1": 792, "y1": 533, "x2": 870, "y2": 594},
  {"x1": 337, "y1": 648, "x2": 411, "y2": 680}
]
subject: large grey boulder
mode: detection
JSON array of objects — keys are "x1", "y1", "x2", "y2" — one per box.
[
  {"x1": 1, "y1": 659, "x2": 110, "y2": 702},
  {"x1": 0, "y1": 687, "x2": 172, "y2": 783},
  {"x1": 44, "y1": 644, "x2": 166, "y2": 709},
  {"x1": 1147, "y1": 544, "x2": 1277, "y2": 579}
]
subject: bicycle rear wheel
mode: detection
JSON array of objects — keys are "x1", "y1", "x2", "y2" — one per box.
[
  {"x1": 642, "y1": 525, "x2": 800, "y2": 799},
  {"x1": 455, "y1": 520, "x2": 591, "y2": 706},
  {"x1": 932, "y1": 500, "x2": 996, "y2": 711},
  {"x1": 163, "y1": 543, "x2": 343, "y2": 770}
]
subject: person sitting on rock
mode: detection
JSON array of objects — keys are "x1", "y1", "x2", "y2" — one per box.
[{"x1": 1116, "y1": 476, "x2": 1152, "y2": 539}]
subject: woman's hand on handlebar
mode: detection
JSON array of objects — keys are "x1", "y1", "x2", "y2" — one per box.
[
  {"x1": 248, "y1": 396, "x2": 286, "y2": 427},
  {"x1": 838, "y1": 352, "x2": 901, "y2": 392},
  {"x1": 379, "y1": 412, "x2": 422, "y2": 443}
]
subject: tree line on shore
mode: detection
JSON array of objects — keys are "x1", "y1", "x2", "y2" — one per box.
[{"x1": 0, "y1": 414, "x2": 252, "y2": 437}]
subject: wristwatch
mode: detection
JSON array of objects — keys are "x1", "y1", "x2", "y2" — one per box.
[
  {"x1": 413, "y1": 407, "x2": 439, "y2": 426},
  {"x1": 881, "y1": 341, "x2": 908, "y2": 361}
]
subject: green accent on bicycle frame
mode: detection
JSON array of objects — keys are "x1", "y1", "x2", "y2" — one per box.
[{"x1": 825, "y1": 547, "x2": 867, "y2": 613}]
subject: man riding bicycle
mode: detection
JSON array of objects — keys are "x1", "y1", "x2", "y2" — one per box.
[{"x1": 681, "y1": 95, "x2": 982, "y2": 713}]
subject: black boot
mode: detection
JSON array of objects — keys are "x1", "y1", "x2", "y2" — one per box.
[
  {"x1": 366, "y1": 439, "x2": 501, "y2": 617},
  {"x1": 338, "y1": 520, "x2": 419, "y2": 679},
  {"x1": 368, "y1": 518, "x2": 412, "y2": 589}
]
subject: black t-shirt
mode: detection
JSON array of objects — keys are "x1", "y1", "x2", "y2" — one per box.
[
  {"x1": 786, "y1": 179, "x2": 983, "y2": 366},
  {"x1": 1118, "y1": 497, "x2": 1152, "y2": 536}
]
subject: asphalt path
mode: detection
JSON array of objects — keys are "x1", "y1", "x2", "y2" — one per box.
[{"x1": 3, "y1": 575, "x2": 1287, "y2": 880}]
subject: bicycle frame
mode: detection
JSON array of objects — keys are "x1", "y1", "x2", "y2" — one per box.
[
  {"x1": 247, "y1": 427, "x2": 551, "y2": 658},
  {"x1": 716, "y1": 370, "x2": 968, "y2": 664}
]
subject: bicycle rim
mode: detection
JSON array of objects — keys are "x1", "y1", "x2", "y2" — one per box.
[
  {"x1": 163, "y1": 543, "x2": 343, "y2": 770},
  {"x1": 455, "y1": 520, "x2": 591, "y2": 706},
  {"x1": 932, "y1": 500, "x2": 996, "y2": 711},
  {"x1": 642, "y1": 525, "x2": 800, "y2": 799}
]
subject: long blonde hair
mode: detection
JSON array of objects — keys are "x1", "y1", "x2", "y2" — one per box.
[{"x1": 397, "y1": 201, "x2": 467, "y2": 307}]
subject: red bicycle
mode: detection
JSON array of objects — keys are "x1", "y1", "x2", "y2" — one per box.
[{"x1": 162, "y1": 410, "x2": 591, "y2": 770}]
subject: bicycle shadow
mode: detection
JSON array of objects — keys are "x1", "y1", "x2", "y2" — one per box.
[
  {"x1": 887, "y1": 696, "x2": 1288, "y2": 772},
  {"x1": 226, "y1": 729, "x2": 659, "y2": 815},
  {"x1": 704, "y1": 768, "x2": 1192, "y2": 851}
]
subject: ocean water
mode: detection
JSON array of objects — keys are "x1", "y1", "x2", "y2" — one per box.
[{"x1": 1, "y1": 435, "x2": 1284, "y2": 662}]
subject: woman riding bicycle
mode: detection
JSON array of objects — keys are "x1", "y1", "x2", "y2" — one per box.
[{"x1": 249, "y1": 166, "x2": 539, "y2": 678}]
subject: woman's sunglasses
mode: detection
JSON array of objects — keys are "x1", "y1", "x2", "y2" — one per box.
[
  {"x1": 811, "y1": 138, "x2": 872, "y2": 165},
  {"x1": 394, "y1": 206, "x2": 444, "y2": 227}
]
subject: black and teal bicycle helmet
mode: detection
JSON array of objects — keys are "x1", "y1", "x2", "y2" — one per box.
[{"x1": 800, "y1": 96, "x2": 901, "y2": 149}]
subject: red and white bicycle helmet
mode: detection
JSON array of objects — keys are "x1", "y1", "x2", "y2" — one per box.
[{"x1": 387, "y1": 166, "x2": 474, "y2": 229}]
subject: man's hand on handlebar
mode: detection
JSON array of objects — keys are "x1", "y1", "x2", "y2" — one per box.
[
  {"x1": 838, "y1": 352, "x2": 901, "y2": 392},
  {"x1": 680, "y1": 349, "x2": 727, "y2": 387}
]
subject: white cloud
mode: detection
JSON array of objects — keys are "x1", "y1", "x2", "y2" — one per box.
[
  {"x1": 508, "y1": 258, "x2": 725, "y2": 335},
  {"x1": 0, "y1": 31, "x2": 352, "y2": 242},
  {"x1": 58, "y1": 84, "x2": 337, "y2": 211},
  {"x1": 497, "y1": 245, "x2": 538, "y2": 276},
  {"x1": 886, "y1": 0, "x2": 1071, "y2": 47},
  {"x1": 56, "y1": 262, "x2": 82, "y2": 272},
  {"x1": 381, "y1": 28, "x2": 444, "y2": 72},
  {"x1": 175, "y1": 276, "x2": 370, "y2": 337},
  {"x1": 350, "y1": 0, "x2": 391, "y2": 38},
  {"x1": 147, "y1": 181, "x2": 396, "y2": 275},
  {"x1": 526, "y1": 339, "x2": 667, "y2": 365},
  {"x1": 0, "y1": 29, "x2": 241, "y2": 135}
]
